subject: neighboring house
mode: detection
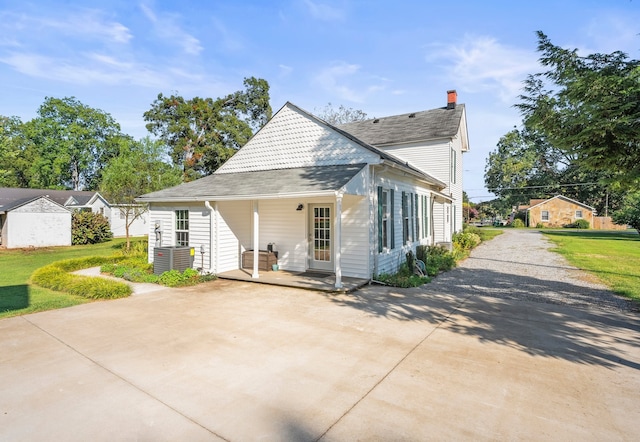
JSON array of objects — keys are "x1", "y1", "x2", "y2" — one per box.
[
  {"x1": 0, "y1": 196, "x2": 71, "y2": 248},
  {"x1": 523, "y1": 195, "x2": 595, "y2": 227},
  {"x1": 109, "y1": 205, "x2": 149, "y2": 237},
  {"x1": 0, "y1": 187, "x2": 149, "y2": 247},
  {"x1": 137, "y1": 94, "x2": 469, "y2": 288}
]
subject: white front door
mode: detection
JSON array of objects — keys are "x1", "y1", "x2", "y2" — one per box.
[{"x1": 309, "y1": 204, "x2": 333, "y2": 271}]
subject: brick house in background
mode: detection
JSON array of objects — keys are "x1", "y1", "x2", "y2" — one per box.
[{"x1": 521, "y1": 195, "x2": 595, "y2": 228}]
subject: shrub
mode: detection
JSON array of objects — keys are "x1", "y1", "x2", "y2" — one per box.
[
  {"x1": 72, "y1": 211, "x2": 113, "y2": 245},
  {"x1": 453, "y1": 231, "x2": 481, "y2": 251},
  {"x1": 376, "y1": 262, "x2": 430, "y2": 288},
  {"x1": 31, "y1": 260, "x2": 131, "y2": 299},
  {"x1": 536, "y1": 222, "x2": 545, "y2": 229},
  {"x1": 416, "y1": 245, "x2": 456, "y2": 277},
  {"x1": 511, "y1": 218, "x2": 525, "y2": 228},
  {"x1": 565, "y1": 219, "x2": 590, "y2": 229}
]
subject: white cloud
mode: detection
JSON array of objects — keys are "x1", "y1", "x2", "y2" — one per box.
[
  {"x1": 314, "y1": 61, "x2": 387, "y2": 103},
  {"x1": 302, "y1": 0, "x2": 345, "y2": 21},
  {"x1": 279, "y1": 64, "x2": 293, "y2": 76},
  {"x1": 427, "y1": 35, "x2": 539, "y2": 103},
  {"x1": 1, "y1": 51, "x2": 167, "y2": 89},
  {"x1": 1, "y1": 10, "x2": 133, "y2": 44},
  {"x1": 139, "y1": 3, "x2": 203, "y2": 55}
]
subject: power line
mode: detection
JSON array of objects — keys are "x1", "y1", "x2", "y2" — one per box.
[{"x1": 484, "y1": 182, "x2": 601, "y2": 191}]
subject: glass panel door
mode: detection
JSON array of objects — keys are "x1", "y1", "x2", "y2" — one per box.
[{"x1": 309, "y1": 204, "x2": 333, "y2": 271}]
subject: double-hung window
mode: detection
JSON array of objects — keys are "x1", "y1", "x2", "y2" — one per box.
[
  {"x1": 402, "y1": 192, "x2": 409, "y2": 243},
  {"x1": 541, "y1": 210, "x2": 549, "y2": 221},
  {"x1": 175, "y1": 210, "x2": 189, "y2": 246},
  {"x1": 377, "y1": 187, "x2": 394, "y2": 252},
  {"x1": 575, "y1": 210, "x2": 583, "y2": 218}
]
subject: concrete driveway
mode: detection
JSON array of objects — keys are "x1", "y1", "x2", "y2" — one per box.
[{"x1": 2, "y1": 233, "x2": 640, "y2": 440}]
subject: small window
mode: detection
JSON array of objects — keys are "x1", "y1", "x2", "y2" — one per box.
[
  {"x1": 175, "y1": 210, "x2": 189, "y2": 246},
  {"x1": 576, "y1": 210, "x2": 583, "y2": 219},
  {"x1": 541, "y1": 210, "x2": 549, "y2": 221},
  {"x1": 402, "y1": 192, "x2": 409, "y2": 243},
  {"x1": 451, "y1": 149, "x2": 457, "y2": 184},
  {"x1": 382, "y1": 190, "x2": 389, "y2": 249}
]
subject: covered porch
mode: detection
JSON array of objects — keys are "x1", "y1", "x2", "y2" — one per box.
[{"x1": 217, "y1": 268, "x2": 369, "y2": 293}]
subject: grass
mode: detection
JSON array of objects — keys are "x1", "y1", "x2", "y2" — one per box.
[
  {"x1": 476, "y1": 228, "x2": 503, "y2": 242},
  {"x1": 543, "y1": 229, "x2": 640, "y2": 302},
  {"x1": 0, "y1": 238, "x2": 138, "y2": 319}
]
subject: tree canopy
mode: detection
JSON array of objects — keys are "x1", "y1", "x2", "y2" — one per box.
[
  {"x1": 144, "y1": 77, "x2": 272, "y2": 181},
  {"x1": 23, "y1": 97, "x2": 124, "y2": 190},
  {"x1": 100, "y1": 137, "x2": 182, "y2": 249},
  {"x1": 314, "y1": 103, "x2": 369, "y2": 125},
  {"x1": 517, "y1": 31, "x2": 640, "y2": 188}
]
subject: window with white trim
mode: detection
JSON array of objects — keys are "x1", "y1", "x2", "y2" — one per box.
[
  {"x1": 402, "y1": 192, "x2": 409, "y2": 243},
  {"x1": 575, "y1": 210, "x2": 583, "y2": 218},
  {"x1": 377, "y1": 187, "x2": 394, "y2": 252},
  {"x1": 382, "y1": 190, "x2": 389, "y2": 249},
  {"x1": 451, "y1": 149, "x2": 457, "y2": 184},
  {"x1": 175, "y1": 210, "x2": 189, "y2": 246},
  {"x1": 541, "y1": 210, "x2": 549, "y2": 221}
]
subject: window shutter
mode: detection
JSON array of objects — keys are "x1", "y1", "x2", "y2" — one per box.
[
  {"x1": 377, "y1": 186, "x2": 383, "y2": 253},
  {"x1": 390, "y1": 189, "x2": 395, "y2": 249}
]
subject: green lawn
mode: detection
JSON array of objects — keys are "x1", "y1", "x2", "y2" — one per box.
[
  {"x1": 0, "y1": 238, "x2": 135, "y2": 319},
  {"x1": 543, "y1": 229, "x2": 640, "y2": 302},
  {"x1": 477, "y1": 228, "x2": 503, "y2": 242}
]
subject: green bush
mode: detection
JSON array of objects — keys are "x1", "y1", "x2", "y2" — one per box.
[
  {"x1": 376, "y1": 262, "x2": 430, "y2": 288},
  {"x1": 536, "y1": 222, "x2": 545, "y2": 229},
  {"x1": 72, "y1": 211, "x2": 113, "y2": 245},
  {"x1": 511, "y1": 218, "x2": 525, "y2": 228},
  {"x1": 565, "y1": 219, "x2": 590, "y2": 229},
  {"x1": 453, "y1": 231, "x2": 481, "y2": 251},
  {"x1": 416, "y1": 245, "x2": 456, "y2": 277}
]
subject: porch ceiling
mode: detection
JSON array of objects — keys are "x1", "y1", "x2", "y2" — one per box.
[{"x1": 137, "y1": 164, "x2": 368, "y2": 202}]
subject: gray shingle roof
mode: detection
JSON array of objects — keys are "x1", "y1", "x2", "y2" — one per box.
[
  {"x1": 137, "y1": 164, "x2": 367, "y2": 202},
  {"x1": 338, "y1": 104, "x2": 465, "y2": 146},
  {"x1": 0, "y1": 187, "x2": 99, "y2": 209}
]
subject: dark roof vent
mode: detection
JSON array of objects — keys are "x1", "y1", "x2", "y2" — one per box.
[
  {"x1": 373, "y1": 118, "x2": 379, "y2": 123},
  {"x1": 408, "y1": 113, "x2": 415, "y2": 118}
]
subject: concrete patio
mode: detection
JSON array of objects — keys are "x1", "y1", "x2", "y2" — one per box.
[{"x1": 217, "y1": 268, "x2": 369, "y2": 293}]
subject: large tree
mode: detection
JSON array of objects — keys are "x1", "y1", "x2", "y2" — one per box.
[
  {"x1": 23, "y1": 97, "x2": 124, "y2": 190},
  {"x1": 100, "y1": 137, "x2": 182, "y2": 250},
  {"x1": 144, "y1": 77, "x2": 272, "y2": 181},
  {"x1": 518, "y1": 31, "x2": 640, "y2": 188}
]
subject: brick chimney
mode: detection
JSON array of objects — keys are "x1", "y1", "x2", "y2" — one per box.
[{"x1": 447, "y1": 90, "x2": 457, "y2": 109}]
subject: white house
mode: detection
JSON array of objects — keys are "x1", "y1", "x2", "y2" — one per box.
[{"x1": 137, "y1": 94, "x2": 468, "y2": 288}]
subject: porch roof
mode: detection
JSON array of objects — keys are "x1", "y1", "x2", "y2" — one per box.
[{"x1": 137, "y1": 164, "x2": 368, "y2": 203}]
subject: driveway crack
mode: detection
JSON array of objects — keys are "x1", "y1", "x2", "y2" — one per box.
[{"x1": 20, "y1": 316, "x2": 230, "y2": 442}]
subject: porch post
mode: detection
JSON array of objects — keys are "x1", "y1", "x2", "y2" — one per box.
[
  {"x1": 335, "y1": 193, "x2": 343, "y2": 289},
  {"x1": 252, "y1": 200, "x2": 259, "y2": 279}
]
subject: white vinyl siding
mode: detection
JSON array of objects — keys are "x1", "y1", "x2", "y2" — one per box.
[
  {"x1": 340, "y1": 195, "x2": 369, "y2": 279},
  {"x1": 216, "y1": 104, "x2": 379, "y2": 174},
  {"x1": 147, "y1": 204, "x2": 210, "y2": 270},
  {"x1": 217, "y1": 201, "x2": 251, "y2": 273},
  {"x1": 257, "y1": 199, "x2": 307, "y2": 272}
]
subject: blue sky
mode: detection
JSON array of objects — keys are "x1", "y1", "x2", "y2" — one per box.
[{"x1": 1, "y1": 0, "x2": 639, "y2": 201}]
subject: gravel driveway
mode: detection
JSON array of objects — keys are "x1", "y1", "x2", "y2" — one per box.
[{"x1": 428, "y1": 228, "x2": 638, "y2": 312}]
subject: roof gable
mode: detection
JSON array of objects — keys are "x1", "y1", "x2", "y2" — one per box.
[
  {"x1": 528, "y1": 195, "x2": 595, "y2": 212},
  {"x1": 215, "y1": 102, "x2": 380, "y2": 174},
  {"x1": 0, "y1": 187, "x2": 104, "y2": 208},
  {"x1": 338, "y1": 104, "x2": 467, "y2": 148}
]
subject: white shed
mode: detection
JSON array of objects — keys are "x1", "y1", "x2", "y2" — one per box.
[{"x1": 0, "y1": 196, "x2": 71, "y2": 248}]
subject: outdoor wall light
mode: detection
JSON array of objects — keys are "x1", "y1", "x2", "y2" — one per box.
[{"x1": 296, "y1": 203, "x2": 304, "y2": 211}]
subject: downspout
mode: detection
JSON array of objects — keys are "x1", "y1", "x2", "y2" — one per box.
[{"x1": 204, "y1": 201, "x2": 215, "y2": 273}]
